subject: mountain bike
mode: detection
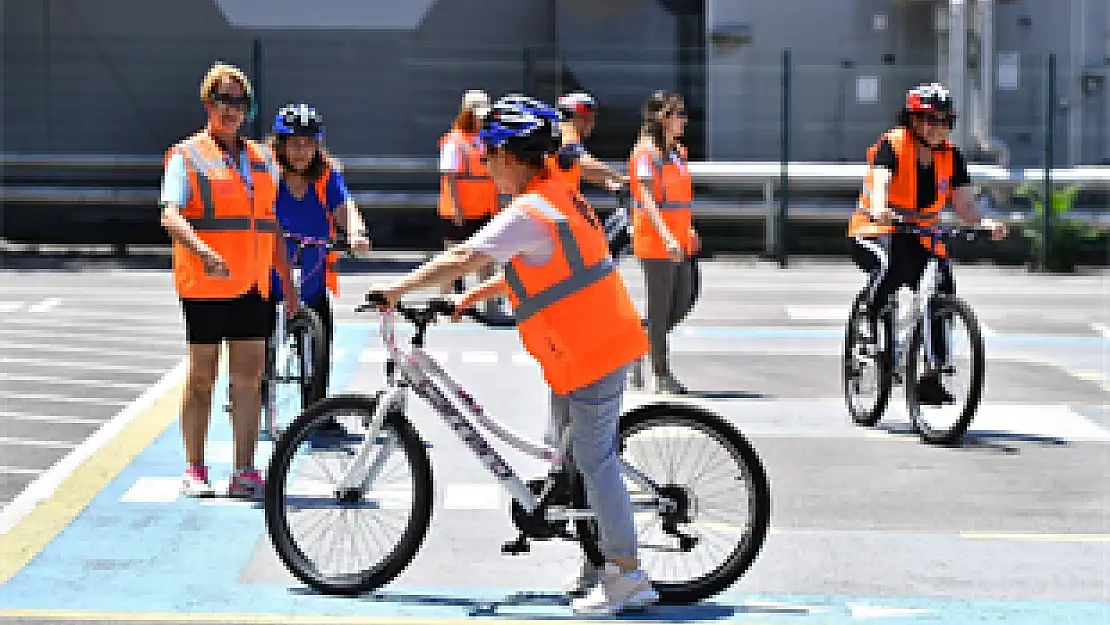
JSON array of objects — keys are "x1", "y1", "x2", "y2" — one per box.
[
  {"x1": 227, "y1": 232, "x2": 353, "y2": 442},
  {"x1": 264, "y1": 293, "x2": 771, "y2": 605},
  {"x1": 842, "y1": 219, "x2": 989, "y2": 444}
]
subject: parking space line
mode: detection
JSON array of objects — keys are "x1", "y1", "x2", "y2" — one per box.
[
  {"x1": 0, "y1": 392, "x2": 129, "y2": 405},
  {"x1": 0, "y1": 356, "x2": 176, "y2": 374},
  {"x1": 0, "y1": 412, "x2": 105, "y2": 425},
  {"x1": 0, "y1": 343, "x2": 181, "y2": 359},
  {"x1": 0, "y1": 359, "x2": 186, "y2": 584},
  {"x1": 1, "y1": 374, "x2": 150, "y2": 389},
  {"x1": 0, "y1": 437, "x2": 77, "y2": 449}
]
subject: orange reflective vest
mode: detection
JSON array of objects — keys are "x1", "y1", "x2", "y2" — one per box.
[
  {"x1": 849, "y1": 127, "x2": 954, "y2": 255},
  {"x1": 438, "y1": 129, "x2": 498, "y2": 220},
  {"x1": 167, "y1": 130, "x2": 280, "y2": 299},
  {"x1": 503, "y1": 173, "x2": 649, "y2": 395},
  {"x1": 313, "y1": 169, "x2": 341, "y2": 296},
  {"x1": 630, "y1": 142, "x2": 693, "y2": 259}
]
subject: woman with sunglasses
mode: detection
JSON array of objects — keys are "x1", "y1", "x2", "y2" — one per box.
[
  {"x1": 627, "y1": 90, "x2": 698, "y2": 395},
  {"x1": 848, "y1": 82, "x2": 1007, "y2": 405}
]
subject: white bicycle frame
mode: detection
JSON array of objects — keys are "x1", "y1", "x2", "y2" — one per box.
[
  {"x1": 335, "y1": 309, "x2": 667, "y2": 520},
  {"x1": 888, "y1": 236, "x2": 952, "y2": 375}
]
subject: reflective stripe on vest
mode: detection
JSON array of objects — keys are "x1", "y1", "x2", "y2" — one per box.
[
  {"x1": 502, "y1": 195, "x2": 615, "y2": 323},
  {"x1": 645, "y1": 153, "x2": 691, "y2": 212},
  {"x1": 181, "y1": 141, "x2": 279, "y2": 233}
]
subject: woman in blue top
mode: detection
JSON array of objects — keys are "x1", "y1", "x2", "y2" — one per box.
[{"x1": 267, "y1": 103, "x2": 371, "y2": 397}]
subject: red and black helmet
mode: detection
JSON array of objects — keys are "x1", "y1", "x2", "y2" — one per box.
[
  {"x1": 904, "y1": 82, "x2": 954, "y2": 115},
  {"x1": 556, "y1": 92, "x2": 597, "y2": 118}
]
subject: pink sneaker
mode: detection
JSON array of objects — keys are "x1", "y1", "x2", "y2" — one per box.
[
  {"x1": 227, "y1": 468, "x2": 265, "y2": 499},
  {"x1": 181, "y1": 464, "x2": 215, "y2": 498}
]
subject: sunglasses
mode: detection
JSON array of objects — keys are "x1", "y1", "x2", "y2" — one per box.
[
  {"x1": 210, "y1": 92, "x2": 250, "y2": 109},
  {"x1": 920, "y1": 113, "x2": 954, "y2": 128}
]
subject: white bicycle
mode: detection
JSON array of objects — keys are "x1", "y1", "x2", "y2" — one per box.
[{"x1": 263, "y1": 293, "x2": 771, "y2": 605}]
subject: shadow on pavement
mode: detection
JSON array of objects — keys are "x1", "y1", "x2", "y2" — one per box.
[{"x1": 289, "y1": 586, "x2": 805, "y2": 621}]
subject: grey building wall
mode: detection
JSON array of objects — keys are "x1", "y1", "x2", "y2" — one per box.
[
  {"x1": 0, "y1": 0, "x2": 556, "y2": 157},
  {"x1": 705, "y1": 0, "x2": 1109, "y2": 166}
]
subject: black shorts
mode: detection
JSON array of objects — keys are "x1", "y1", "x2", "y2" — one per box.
[
  {"x1": 442, "y1": 216, "x2": 492, "y2": 242},
  {"x1": 180, "y1": 290, "x2": 277, "y2": 345}
]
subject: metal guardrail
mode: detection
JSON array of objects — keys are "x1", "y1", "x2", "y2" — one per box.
[{"x1": 2, "y1": 153, "x2": 1108, "y2": 224}]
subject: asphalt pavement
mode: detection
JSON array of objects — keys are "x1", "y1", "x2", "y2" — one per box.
[{"x1": 0, "y1": 256, "x2": 1108, "y2": 624}]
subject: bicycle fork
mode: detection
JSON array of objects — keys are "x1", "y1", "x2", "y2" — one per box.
[{"x1": 336, "y1": 384, "x2": 406, "y2": 493}]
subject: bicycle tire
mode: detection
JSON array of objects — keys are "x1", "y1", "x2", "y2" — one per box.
[
  {"x1": 905, "y1": 296, "x2": 985, "y2": 445},
  {"x1": 264, "y1": 394, "x2": 434, "y2": 596},
  {"x1": 842, "y1": 290, "x2": 894, "y2": 427},
  {"x1": 574, "y1": 402, "x2": 771, "y2": 605},
  {"x1": 289, "y1": 308, "x2": 329, "y2": 408}
]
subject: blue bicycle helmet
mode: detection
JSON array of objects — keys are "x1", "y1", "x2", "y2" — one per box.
[
  {"x1": 274, "y1": 103, "x2": 324, "y2": 139},
  {"x1": 479, "y1": 94, "x2": 562, "y2": 163}
]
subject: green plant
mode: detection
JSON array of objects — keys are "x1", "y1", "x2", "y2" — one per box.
[{"x1": 1014, "y1": 183, "x2": 1097, "y2": 272}]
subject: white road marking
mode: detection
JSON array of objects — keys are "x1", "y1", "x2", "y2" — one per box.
[
  {"x1": 0, "y1": 411, "x2": 104, "y2": 425},
  {"x1": 0, "y1": 466, "x2": 42, "y2": 475},
  {"x1": 0, "y1": 302, "x2": 24, "y2": 313},
  {"x1": 442, "y1": 483, "x2": 503, "y2": 510},
  {"x1": 0, "y1": 358, "x2": 187, "y2": 534},
  {"x1": 459, "y1": 351, "x2": 499, "y2": 364},
  {"x1": 1092, "y1": 323, "x2": 1109, "y2": 338},
  {"x1": 0, "y1": 342, "x2": 181, "y2": 360},
  {"x1": 0, "y1": 392, "x2": 130, "y2": 405},
  {"x1": 28, "y1": 297, "x2": 62, "y2": 313},
  {"x1": 0, "y1": 327, "x2": 182, "y2": 347},
  {"x1": 1, "y1": 374, "x2": 149, "y2": 390},
  {"x1": 0, "y1": 357, "x2": 174, "y2": 374},
  {"x1": 0, "y1": 436, "x2": 77, "y2": 449},
  {"x1": 120, "y1": 477, "x2": 185, "y2": 503}
]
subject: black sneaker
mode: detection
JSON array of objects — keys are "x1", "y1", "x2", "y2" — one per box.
[{"x1": 915, "y1": 373, "x2": 955, "y2": 406}]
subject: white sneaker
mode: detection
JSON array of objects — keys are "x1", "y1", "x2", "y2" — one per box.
[
  {"x1": 180, "y1": 465, "x2": 215, "y2": 498},
  {"x1": 564, "y1": 561, "x2": 600, "y2": 598},
  {"x1": 571, "y1": 562, "x2": 659, "y2": 616}
]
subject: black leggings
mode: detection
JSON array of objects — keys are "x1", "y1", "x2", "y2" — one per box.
[{"x1": 850, "y1": 232, "x2": 954, "y2": 364}]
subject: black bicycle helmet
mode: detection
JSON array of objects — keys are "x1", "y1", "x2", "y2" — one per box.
[{"x1": 273, "y1": 103, "x2": 324, "y2": 139}]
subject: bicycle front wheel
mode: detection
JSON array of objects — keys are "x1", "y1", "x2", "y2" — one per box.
[
  {"x1": 264, "y1": 394, "x2": 434, "y2": 596},
  {"x1": 289, "y1": 308, "x2": 329, "y2": 408},
  {"x1": 905, "y1": 296, "x2": 985, "y2": 445},
  {"x1": 574, "y1": 403, "x2": 771, "y2": 605}
]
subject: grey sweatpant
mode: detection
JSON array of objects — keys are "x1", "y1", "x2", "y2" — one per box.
[
  {"x1": 546, "y1": 365, "x2": 637, "y2": 560},
  {"x1": 642, "y1": 258, "x2": 696, "y2": 377}
]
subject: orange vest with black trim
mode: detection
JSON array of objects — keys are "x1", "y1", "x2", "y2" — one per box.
[
  {"x1": 502, "y1": 173, "x2": 649, "y2": 395},
  {"x1": 166, "y1": 131, "x2": 280, "y2": 299},
  {"x1": 313, "y1": 169, "x2": 341, "y2": 296},
  {"x1": 849, "y1": 127, "x2": 955, "y2": 255},
  {"x1": 629, "y1": 142, "x2": 693, "y2": 259},
  {"x1": 438, "y1": 129, "x2": 498, "y2": 220}
]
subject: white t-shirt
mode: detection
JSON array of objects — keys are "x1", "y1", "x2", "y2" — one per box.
[{"x1": 463, "y1": 198, "x2": 554, "y2": 266}]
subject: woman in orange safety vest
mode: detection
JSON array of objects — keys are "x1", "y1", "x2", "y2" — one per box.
[
  {"x1": 848, "y1": 83, "x2": 1006, "y2": 405},
  {"x1": 438, "y1": 89, "x2": 500, "y2": 295},
  {"x1": 628, "y1": 90, "x2": 699, "y2": 395},
  {"x1": 369, "y1": 95, "x2": 659, "y2": 617},
  {"x1": 159, "y1": 62, "x2": 297, "y2": 500}
]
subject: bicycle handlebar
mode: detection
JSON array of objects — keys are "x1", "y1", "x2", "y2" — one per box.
[
  {"x1": 889, "y1": 215, "x2": 990, "y2": 241},
  {"x1": 356, "y1": 292, "x2": 517, "y2": 329}
]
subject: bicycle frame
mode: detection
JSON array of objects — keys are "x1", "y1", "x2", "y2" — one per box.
[
  {"x1": 336, "y1": 309, "x2": 665, "y2": 519},
  {"x1": 887, "y1": 224, "x2": 964, "y2": 374}
]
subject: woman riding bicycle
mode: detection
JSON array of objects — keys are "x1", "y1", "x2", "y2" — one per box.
[
  {"x1": 848, "y1": 83, "x2": 1006, "y2": 405},
  {"x1": 369, "y1": 94, "x2": 659, "y2": 616},
  {"x1": 267, "y1": 103, "x2": 371, "y2": 401}
]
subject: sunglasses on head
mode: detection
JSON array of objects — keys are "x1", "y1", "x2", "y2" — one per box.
[{"x1": 210, "y1": 92, "x2": 250, "y2": 109}]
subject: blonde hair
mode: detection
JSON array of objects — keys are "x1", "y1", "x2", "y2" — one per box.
[{"x1": 199, "y1": 61, "x2": 253, "y2": 103}]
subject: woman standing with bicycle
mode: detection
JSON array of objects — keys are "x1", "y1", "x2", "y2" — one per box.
[
  {"x1": 849, "y1": 83, "x2": 1006, "y2": 405},
  {"x1": 371, "y1": 94, "x2": 659, "y2": 616},
  {"x1": 629, "y1": 91, "x2": 699, "y2": 395},
  {"x1": 267, "y1": 103, "x2": 371, "y2": 403}
]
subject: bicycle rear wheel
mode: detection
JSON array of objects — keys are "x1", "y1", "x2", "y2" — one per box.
[
  {"x1": 905, "y1": 295, "x2": 985, "y2": 445},
  {"x1": 842, "y1": 290, "x2": 894, "y2": 427},
  {"x1": 574, "y1": 403, "x2": 771, "y2": 605},
  {"x1": 264, "y1": 394, "x2": 434, "y2": 596}
]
